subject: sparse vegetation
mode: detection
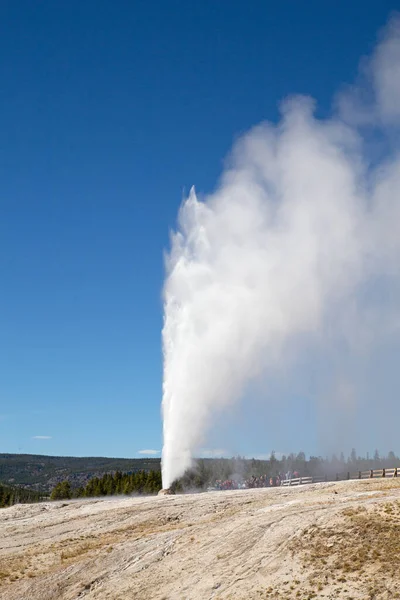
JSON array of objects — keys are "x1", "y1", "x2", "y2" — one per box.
[
  {"x1": 288, "y1": 500, "x2": 400, "y2": 598},
  {"x1": 2, "y1": 481, "x2": 400, "y2": 599}
]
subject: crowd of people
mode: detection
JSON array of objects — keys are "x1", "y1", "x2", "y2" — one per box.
[{"x1": 212, "y1": 471, "x2": 300, "y2": 491}]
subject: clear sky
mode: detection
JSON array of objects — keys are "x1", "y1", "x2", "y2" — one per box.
[{"x1": 0, "y1": 1, "x2": 397, "y2": 459}]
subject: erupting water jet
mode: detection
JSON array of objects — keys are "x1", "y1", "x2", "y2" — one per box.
[{"x1": 161, "y1": 16, "x2": 400, "y2": 490}]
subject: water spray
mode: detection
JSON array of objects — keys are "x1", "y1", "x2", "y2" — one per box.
[{"x1": 161, "y1": 17, "x2": 400, "y2": 490}]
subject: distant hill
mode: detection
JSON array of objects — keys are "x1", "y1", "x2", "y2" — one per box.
[{"x1": 0, "y1": 453, "x2": 161, "y2": 492}]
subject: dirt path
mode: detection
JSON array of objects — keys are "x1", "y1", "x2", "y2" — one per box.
[{"x1": 1, "y1": 479, "x2": 400, "y2": 599}]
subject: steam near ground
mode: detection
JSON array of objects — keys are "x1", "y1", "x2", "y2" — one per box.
[{"x1": 162, "y1": 17, "x2": 400, "y2": 489}]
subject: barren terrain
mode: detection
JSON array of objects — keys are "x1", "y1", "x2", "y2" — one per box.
[{"x1": 1, "y1": 479, "x2": 400, "y2": 600}]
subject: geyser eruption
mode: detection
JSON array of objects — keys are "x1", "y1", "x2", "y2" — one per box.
[{"x1": 161, "y1": 17, "x2": 400, "y2": 489}]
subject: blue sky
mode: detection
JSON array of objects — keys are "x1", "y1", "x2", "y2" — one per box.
[{"x1": 0, "y1": 1, "x2": 397, "y2": 459}]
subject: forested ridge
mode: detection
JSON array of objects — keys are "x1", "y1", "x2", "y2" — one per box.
[
  {"x1": 1, "y1": 449, "x2": 399, "y2": 503},
  {"x1": 49, "y1": 448, "x2": 400, "y2": 499},
  {"x1": 0, "y1": 453, "x2": 161, "y2": 491},
  {"x1": 50, "y1": 469, "x2": 162, "y2": 499},
  {"x1": 0, "y1": 482, "x2": 48, "y2": 507}
]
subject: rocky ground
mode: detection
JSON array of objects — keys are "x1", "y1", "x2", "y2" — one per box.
[{"x1": 1, "y1": 479, "x2": 400, "y2": 600}]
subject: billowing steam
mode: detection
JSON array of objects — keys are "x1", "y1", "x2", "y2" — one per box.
[{"x1": 161, "y1": 17, "x2": 400, "y2": 489}]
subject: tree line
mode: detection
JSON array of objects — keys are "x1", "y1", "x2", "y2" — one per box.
[
  {"x1": 0, "y1": 483, "x2": 48, "y2": 508},
  {"x1": 28, "y1": 448, "x2": 400, "y2": 501},
  {"x1": 50, "y1": 469, "x2": 162, "y2": 500},
  {"x1": 171, "y1": 449, "x2": 400, "y2": 491}
]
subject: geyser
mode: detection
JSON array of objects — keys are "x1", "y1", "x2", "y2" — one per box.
[
  {"x1": 161, "y1": 17, "x2": 400, "y2": 489},
  {"x1": 158, "y1": 488, "x2": 175, "y2": 496}
]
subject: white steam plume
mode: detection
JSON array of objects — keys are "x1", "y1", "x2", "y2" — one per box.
[{"x1": 161, "y1": 17, "x2": 400, "y2": 489}]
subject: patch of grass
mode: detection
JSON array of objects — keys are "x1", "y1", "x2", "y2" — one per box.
[
  {"x1": 61, "y1": 541, "x2": 98, "y2": 561},
  {"x1": 289, "y1": 501, "x2": 400, "y2": 597}
]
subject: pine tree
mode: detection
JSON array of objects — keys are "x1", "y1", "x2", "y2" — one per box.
[{"x1": 50, "y1": 481, "x2": 71, "y2": 500}]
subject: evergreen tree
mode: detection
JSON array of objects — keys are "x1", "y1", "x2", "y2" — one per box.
[{"x1": 50, "y1": 481, "x2": 71, "y2": 500}]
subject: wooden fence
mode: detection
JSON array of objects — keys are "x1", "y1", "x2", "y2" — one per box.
[{"x1": 281, "y1": 467, "x2": 398, "y2": 487}]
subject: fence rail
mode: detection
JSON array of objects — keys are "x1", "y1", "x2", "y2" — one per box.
[{"x1": 281, "y1": 467, "x2": 398, "y2": 487}]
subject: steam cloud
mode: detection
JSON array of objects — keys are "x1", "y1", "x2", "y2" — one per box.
[{"x1": 161, "y1": 17, "x2": 400, "y2": 489}]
